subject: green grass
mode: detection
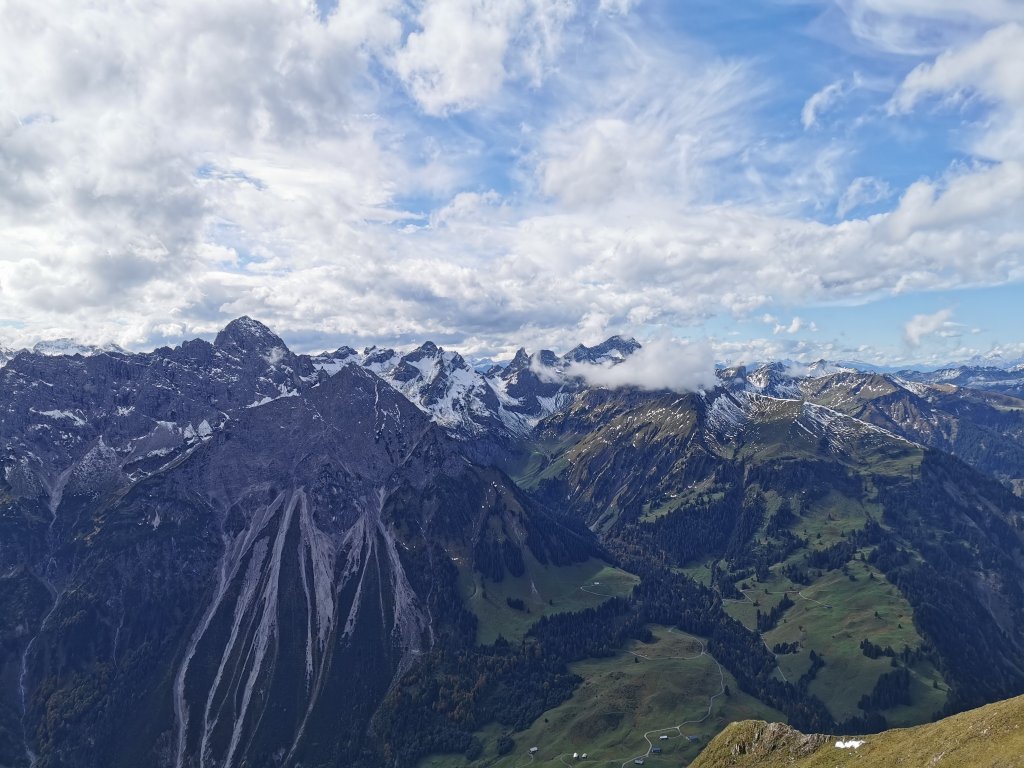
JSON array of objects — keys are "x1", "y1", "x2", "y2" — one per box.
[
  {"x1": 640, "y1": 485, "x2": 724, "y2": 524},
  {"x1": 793, "y1": 492, "x2": 876, "y2": 549},
  {"x1": 509, "y1": 435, "x2": 586, "y2": 489},
  {"x1": 418, "y1": 627, "x2": 784, "y2": 768},
  {"x1": 677, "y1": 562, "x2": 713, "y2": 587},
  {"x1": 691, "y1": 693, "x2": 1024, "y2": 768},
  {"x1": 735, "y1": 397, "x2": 924, "y2": 477},
  {"x1": 459, "y1": 555, "x2": 640, "y2": 645},
  {"x1": 724, "y1": 556, "x2": 947, "y2": 724}
]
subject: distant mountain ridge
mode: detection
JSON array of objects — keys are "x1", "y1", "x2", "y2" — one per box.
[
  {"x1": 5, "y1": 318, "x2": 1024, "y2": 489},
  {"x1": 310, "y1": 334, "x2": 641, "y2": 441}
]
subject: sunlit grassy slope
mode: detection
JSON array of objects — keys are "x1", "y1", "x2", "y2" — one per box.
[
  {"x1": 458, "y1": 554, "x2": 639, "y2": 644},
  {"x1": 690, "y1": 693, "x2": 1024, "y2": 768},
  {"x1": 419, "y1": 626, "x2": 784, "y2": 768}
]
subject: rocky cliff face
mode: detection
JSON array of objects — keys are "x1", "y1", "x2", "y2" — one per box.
[
  {"x1": 6, "y1": 320, "x2": 1024, "y2": 767},
  {"x1": 0, "y1": 327, "x2": 594, "y2": 768},
  {"x1": 309, "y1": 335, "x2": 642, "y2": 446}
]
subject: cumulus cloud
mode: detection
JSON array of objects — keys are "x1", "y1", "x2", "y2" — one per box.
[
  {"x1": 772, "y1": 317, "x2": 816, "y2": 335},
  {"x1": 904, "y1": 308, "x2": 955, "y2": 346},
  {"x1": 393, "y1": 0, "x2": 576, "y2": 115},
  {"x1": 890, "y1": 23, "x2": 1024, "y2": 161},
  {"x1": 565, "y1": 339, "x2": 717, "y2": 393}
]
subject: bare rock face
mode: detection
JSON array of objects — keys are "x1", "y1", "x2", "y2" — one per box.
[
  {"x1": 0, "y1": 329, "x2": 597, "y2": 768},
  {"x1": 310, "y1": 336, "x2": 643, "y2": 446},
  {"x1": 0, "y1": 316, "x2": 316, "y2": 516},
  {"x1": 725, "y1": 722, "x2": 830, "y2": 759}
]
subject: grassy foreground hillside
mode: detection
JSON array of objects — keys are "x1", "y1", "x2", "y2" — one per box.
[{"x1": 691, "y1": 693, "x2": 1024, "y2": 768}]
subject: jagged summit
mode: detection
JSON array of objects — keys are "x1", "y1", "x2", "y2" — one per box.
[
  {"x1": 505, "y1": 347, "x2": 532, "y2": 373},
  {"x1": 213, "y1": 315, "x2": 288, "y2": 355},
  {"x1": 564, "y1": 335, "x2": 641, "y2": 364},
  {"x1": 308, "y1": 336, "x2": 641, "y2": 440},
  {"x1": 407, "y1": 340, "x2": 439, "y2": 358}
]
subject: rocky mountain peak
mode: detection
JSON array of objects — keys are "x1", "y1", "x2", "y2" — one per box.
[
  {"x1": 0, "y1": 344, "x2": 16, "y2": 368},
  {"x1": 507, "y1": 347, "x2": 531, "y2": 372},
  {"x1": 408, "y1": 341, "x2": 439, "y2": 358},
  {"x1": 331, "y1": 345, "x2": 357, "y2": 359},
  {"x1": 564, "y1": 335, "x2": 641, "y2": 364},
  {"x1": 535, "y1": 349, "x2": 560, "y2": 368},
  {"x1": 213, "y1": 316, "x2": 288, "y2": 357}
]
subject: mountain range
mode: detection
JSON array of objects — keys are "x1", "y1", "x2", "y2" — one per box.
[{"x1": 2, "y1": 317, "x2": 1023, "y2": 767}]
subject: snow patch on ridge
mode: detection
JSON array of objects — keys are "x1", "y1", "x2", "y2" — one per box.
[{"x1": 835, "y1": 739, "x2": 864, "y2": 749}]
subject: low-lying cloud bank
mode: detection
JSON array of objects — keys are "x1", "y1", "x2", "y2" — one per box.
[{"x1": 565, "y1": 339, "x2": 717, "y2": 393}]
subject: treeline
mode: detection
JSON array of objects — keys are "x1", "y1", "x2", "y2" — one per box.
[
  {"x1": 803, "y1": 518, "x2": 883, "y2": 571},
  {"x1": 861, "y1": 639, "x2": 930, "y2": 665},
  {"x1": 870, "y1": 453, "x2": 1024, "y2": 713},
  {"x1": 375, "y1": 448, "x2": 1024, "y2": 765},
  {"x1": 636, "y1": 481, "x2": 747, "y2": 564},
  {"x1": 745, "y1": 459, "x2": 863, "y2": 505},
  {"x1": 622, "y1": 558, "x2": 836, "y2": 734},
  {"x1": 859, "y1": 668, "x2": 912, "y2": 711},
  {"x1": 375, "y1": 556, "x2": 843, "y2": 767},
  {"x1": 473, "y1": 537, "x2": 525, "y2": 581},
  {"x1": 797, "y1": 650, "x2": 825, "y2": 691},
  {"x1": 756, "y1": 594, "x2": 794, "y2": 632}
]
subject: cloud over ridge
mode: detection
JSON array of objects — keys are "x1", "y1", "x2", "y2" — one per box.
[{"x1": 565, "y1": 339, "x2": 717, "y2": 394}]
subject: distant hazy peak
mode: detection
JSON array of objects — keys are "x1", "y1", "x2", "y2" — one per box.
[{"x1": 30, "y1": 338, "x2": 125, "y2": 357}]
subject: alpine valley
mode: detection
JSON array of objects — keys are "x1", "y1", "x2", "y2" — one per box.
[{"x1": 2, "y1": 318, "x2": 1024, "y2": 768}]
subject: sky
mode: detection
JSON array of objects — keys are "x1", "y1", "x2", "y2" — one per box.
[{"x1": 1, "y1": 0, "x2": 1023, "y2": 367}]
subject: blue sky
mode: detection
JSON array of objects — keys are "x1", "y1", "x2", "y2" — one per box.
[{"x1": 1, "y1": 0, "x2": 1023, "y2": 367}]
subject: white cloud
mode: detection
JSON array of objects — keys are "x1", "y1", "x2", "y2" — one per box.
[
  {"x1": 890, "y1": 23, "x2": 1024, "y2": 161},
  {"x1": 883, "y1": 161, "x2": 1024, "y2": 242},
  {"x1": 535, "y1": 40, "x2": 754, "y2": 207},
  {"x1": 598, "y1": 0, "x2": 640, "y2": 14},
  {"x1": 801, "y1": 80, "x2": 846, "y2": 129},
  {"x1": 772, "y1": 317, "x2": 816, "y2": 335},
  {"x1": 834, "y1": 0, "x2": 1024, "y2": 55},
  {"x1": 393, "y1": 0, "x2": 576, "y2": 115},
  {"x1": 566, "y1": 338, "x2": 717, "y2": 393},
  {"x1": 775, "y1": 317, "x2": 801, "y2": 334},
  {"x1": 0, "y1": 0, "x2": 416, "y2": 346},
  {"x1": 837, "y1": 176, "x2": 893, "y2": 218},
  {"x1": 0, "y1": 0, "x2": 1022, "y2": 366},
  {"x1": 904, "y1": 308, "x2": 954, "y2": 346}
]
